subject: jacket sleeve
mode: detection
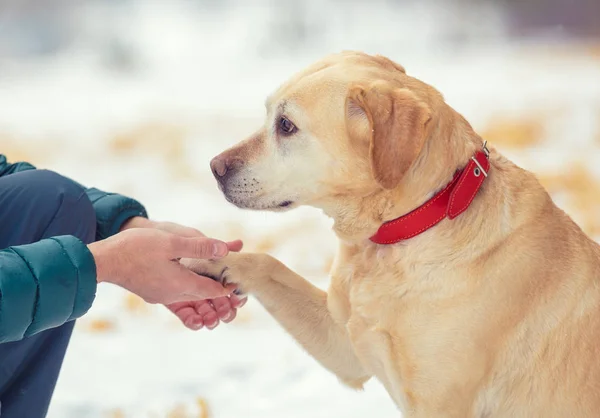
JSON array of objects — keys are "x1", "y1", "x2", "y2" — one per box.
[
  {"x1": 84, "y1": 188, "x2": 148, "y2": 240},
  {"x1": 0, "y1": 235, "x2": 97, "y2": 343},
  {"x1": 0, "y1": 154, "x2": 148, "y2": 240},
  {"x1": 0, "y1": 154, "x2": 36, "y2": 176}
]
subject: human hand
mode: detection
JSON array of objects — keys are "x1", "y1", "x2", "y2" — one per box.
[
  {"x1": 119, "y1": 217, "x2": 246, "y2": 330},
  {"x1": 166, "y1": 292, "x2": 247, "y2": 330},
  {"x1": 89, "y1": 228, "x2": 235, "y2": 305}
]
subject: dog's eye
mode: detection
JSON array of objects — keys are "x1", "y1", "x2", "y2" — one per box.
[{"x1": 279, "y1": 116, "x2": 297, "y2": 135}]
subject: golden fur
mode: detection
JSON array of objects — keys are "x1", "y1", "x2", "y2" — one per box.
[{"x1": 184, "y1": 51, "x2": 600, "y2": 417}]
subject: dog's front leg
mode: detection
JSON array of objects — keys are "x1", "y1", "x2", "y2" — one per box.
[{"x1": 182, "y1": 253, "x2": 371, "y2": 388}]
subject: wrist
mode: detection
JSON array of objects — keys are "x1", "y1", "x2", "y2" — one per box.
[
  {"x1": 88, "y1": 241, "x2": 113, "y2": 284},
  {"x1": 120, "y1": 216, "x2": 154, "y2": 231}
]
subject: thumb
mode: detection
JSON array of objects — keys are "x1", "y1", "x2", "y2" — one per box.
[
  {"x1": 169, "y1": 236, "x2": 229, "y2": 260},
  {"x1": 227, "y1": 239, "x2": 244, "y2": 252}
]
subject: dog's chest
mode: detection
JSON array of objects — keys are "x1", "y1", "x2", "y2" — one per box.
[
  {"x1": 346, "y1": 305, "x2": 411, "y2": 411},
  {"x1": 330, "y1": 246, "x2": 488, "y2": 416},
  {"x1": 330, "y1": 249, "x2": 418, "y2": 409}
]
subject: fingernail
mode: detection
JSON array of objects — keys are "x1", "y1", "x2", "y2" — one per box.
[
  {"x1": 238, "y1": 297, "x2": 248, "y2": 308},
  {"x1": 221, "y1": 311, "x2": 233, "y2": 321},
  {"x1": 206, "y1": 320, "x2": 218, "y2": 330},
  {"x1": 213, "y1": 243, "x2": 228, "y2": 258},
  {"x1": 186, "y1": 319, "x2": 202, "y2": 330}
]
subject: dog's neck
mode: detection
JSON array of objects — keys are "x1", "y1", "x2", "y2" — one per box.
[{"x1": 323, "y1": 107, "x2": 484, "y2": 244}]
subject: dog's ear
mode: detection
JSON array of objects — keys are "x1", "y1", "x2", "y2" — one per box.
[{"x1": 346, "y1": 81, "x2": 431, "y2": 189}]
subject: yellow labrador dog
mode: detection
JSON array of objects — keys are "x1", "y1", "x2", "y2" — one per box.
[{"x1": 185, "y1": 51, "x2": 600, "y2": 417}]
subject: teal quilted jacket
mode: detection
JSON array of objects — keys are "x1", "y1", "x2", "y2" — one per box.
[{"x1": 0, "y1": 154, "x2": 147, "y2": 342}]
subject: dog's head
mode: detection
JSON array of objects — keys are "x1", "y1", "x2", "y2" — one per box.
[{"x1": 210, "y1": 51, "x2": 444, "y2": 214}]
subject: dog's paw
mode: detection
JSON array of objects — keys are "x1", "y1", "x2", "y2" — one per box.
[
  {"x1": 181, "y1": 257, "x2": 231, "y2": 287},
  {"x1": 181, "y1": 252, "x2": 270, "y2": 295}
]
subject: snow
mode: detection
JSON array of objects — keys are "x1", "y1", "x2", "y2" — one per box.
[{"x1": 0, "y1": 1, "x2": 599, "y2": 417}]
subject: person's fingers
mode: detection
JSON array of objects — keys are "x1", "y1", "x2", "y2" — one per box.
[
  {"x1": 223, "y1": 308, "x2": 237, "y2": 323},
  {"x1": 226, "y1": 240, "x2": 244, "y2": 252},
  {"x1": 193, "y1": 300, "x2": 217, "y2": 316},
  {"x1": 195, "y1": 300, "x2": 220, "y2": 330},
  {"x1": 167, "y1": 301, "x2": 188, "y2": 312},
  {"x1": 230, "y1": 292, "x2": 248, "y2": 309},
  {"x1": 223, "y1": 308, "x2": 237, "y2": 324},
  {"x1": 167, "y1": 303, "x2": 204, "y2": 330},
  {"x1": 169, "y1": 236, "x2": 229, "y2": 260},
  {"x1": 211, "y1": 296, "x2": 235, "y2": 322}
]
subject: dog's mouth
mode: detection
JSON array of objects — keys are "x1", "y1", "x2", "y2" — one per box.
[
  {"x1": 262, "y1": 200, "x2": 296, "y2": 211},
  {"x1": 222, "y1": 191, "x2": 296, "y2": 211},
  {"x1": 216, "y1": 173, "x2": 297, "y2": 211}
]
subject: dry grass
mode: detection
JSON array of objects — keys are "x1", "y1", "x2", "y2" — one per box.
[
  {"x1": 166, "y1": 404, "x2": 188, "y2": 418},
  {"x1": 81, "y1": 319, "x2": 117, "y2": 333},
  {"x1": 105, "y1": 409, "x2": 125, "y2": 418},
  {"x1": 109, "y1": 121, "x2": 197, "y2": 180},
  {"x1": 0, "y1": 132, "x2": 56, "y2": 167},
  {"x1": 124, "y1": 293, "x2": 149, "y2": 315},
  {"x1": 109, "y1": 122, "x2": 187, "y2": 157},
  {"x1": 590, "y1": 43, "x2": 600, "y2": 59},
  {"x1": 196, "y1": 398, "x2": 211, "y2": 418},
  {"x1": 514, "y1": 41, "x2": 600, "y2": 61},
  {"x1": 480, "y1": 115, "x2": 546, "y2": 149},
  {"x1": 163, "y1": 398, "x2": 211, "y2": 418},
  {"x1": 538, "y1": 162, "x2": 600, "y2": 236}
]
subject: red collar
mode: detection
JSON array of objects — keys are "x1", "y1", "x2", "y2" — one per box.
[{"x1": 370, "y1": 143, "x2": 491, "y2": 245}]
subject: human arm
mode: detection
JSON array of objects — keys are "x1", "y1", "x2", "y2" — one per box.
[
  {"x1": 0, "y1": 154, "x2": 242, "y2": 333},
  {"x1": 0, "y1": 154, "x2": 148, "y2": 241},
  {"x1": 0, "y1": 229, "x2": 235, "y2": 343},
  {"x1": 0, "y1": 236, "x2": 97, "y2": 343},
  {"x1": 0, "y1": 154, "x2": 36, "y2": 176}
]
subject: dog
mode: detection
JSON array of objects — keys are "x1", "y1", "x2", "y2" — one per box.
[{"x1": 183, "y1": 51, "x2": 600, "y2": 417}]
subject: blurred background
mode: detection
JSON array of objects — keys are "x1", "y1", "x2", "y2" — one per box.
[{"x1": 0, "y1": 0, "x2": 599, "y2": 417}]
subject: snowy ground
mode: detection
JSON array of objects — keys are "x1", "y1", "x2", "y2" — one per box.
[{"x1": 1, "y1": 1, "x2": 600, "y2": 417}]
